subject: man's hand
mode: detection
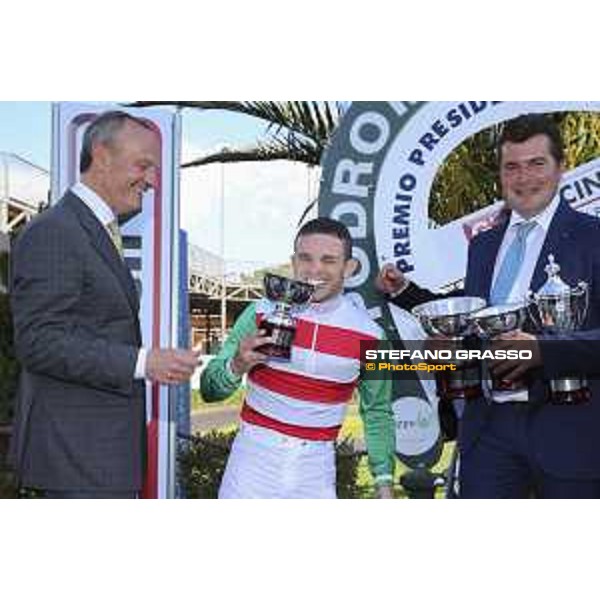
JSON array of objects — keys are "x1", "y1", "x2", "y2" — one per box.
[
  {"x1": 489, "y1": 330, "x2": 541, "y2": 382},
  {"x1": 376, "y1": 484, "x2": 394, "y2": 499},
  {"x1": 375, "y1": 264, "x2": 409, "y2": 296},
  {"x1": 146, "y1": 348, "x2": 202, "y2": 385},
  {"x1": 230, "y1": 331, "x2": 274, "y2": 377}
]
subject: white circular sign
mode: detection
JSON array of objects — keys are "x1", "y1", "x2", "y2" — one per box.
[{"x1": 392, "y1": 397, "x2": 439, "y2": 458}]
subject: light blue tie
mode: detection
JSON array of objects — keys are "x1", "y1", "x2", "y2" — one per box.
[{"x1": 490, "y1": 221, "x2": 537, "y2": 305}]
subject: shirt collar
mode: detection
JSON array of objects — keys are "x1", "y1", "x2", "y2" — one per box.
[
  {"x1": 508, "y1": 194, "x2": 561, "y2": 234},
  {"x1": 71, "y1": 181, "x2": 116, "y2": 228}
]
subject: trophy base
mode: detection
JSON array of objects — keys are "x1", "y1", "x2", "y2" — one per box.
[
  {"x1": 492, "y1": 378, "x2": 527, "y2": 393},
  {"x1": 437, "y1": 385, "x2": 484, "y2": 403},
  {"x1": 259, "y1": 343, "x2": 292, "y2": 361},
  {"x1": 259, "y1": 321, "x2": 296, "y2": 361},
  {"x1": 436, "y1": 366, "x2": 483, "y2": 403},
  {"x1": 547, "y1": 379, "x2": 591, "y2": 406}
]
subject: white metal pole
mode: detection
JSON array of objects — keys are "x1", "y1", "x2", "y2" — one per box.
[
  {"x1": 220, "y1": 155, "x2": 227, "y2": 341},
  {"x1": 167, "y1": 109, "x2": 182, "y2": 499}
]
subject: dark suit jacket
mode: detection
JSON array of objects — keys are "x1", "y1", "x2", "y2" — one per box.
[
  {"x1": 9, "y1": 192, "x2": 146, "y2": 492},
  {"x1": 393, "y1": 200, "x2": 600, "y2": 479}
]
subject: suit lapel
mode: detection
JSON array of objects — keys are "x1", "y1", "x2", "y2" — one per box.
[
  {"x1": 63, "y1": 192, "x2": 140, "y2": 316},
  {"x1": 471, "y1": 219, "x2": 509, "y2": 301}
]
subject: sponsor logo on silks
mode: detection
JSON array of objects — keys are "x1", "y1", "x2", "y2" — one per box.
[{"x1": 319, "y1": 101, "x2": 600, "y2": 468}]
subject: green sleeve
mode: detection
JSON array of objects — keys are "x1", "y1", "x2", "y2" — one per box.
[
  {"x1": 200, "y1": 303, "x2": 258, "y2": 402},
  {"x1": 357, "y1": 336, "x2": 396, "y2": 486}
]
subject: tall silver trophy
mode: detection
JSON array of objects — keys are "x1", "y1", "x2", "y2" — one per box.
[
  {"x1": 260, "y1": 273, "x2": 315, "y2": 360},
  {"x1": 472, "y1": 303, "x2": 529, "y2": 392},
  {"x1": 528, "y1": 255, "x2": 590, "y2": 404},
  {"x1": 413, "y1": 297, "x2": 487, "y2": 402}
]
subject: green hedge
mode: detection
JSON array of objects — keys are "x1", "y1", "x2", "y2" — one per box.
[{"x1": 0, "y1": 292, "x2": 18, "y2": 424}]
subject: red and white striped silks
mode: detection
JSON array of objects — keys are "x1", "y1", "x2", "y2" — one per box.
[{"x1": 243, "y1": 295, "x2": 381, "y2": 441}]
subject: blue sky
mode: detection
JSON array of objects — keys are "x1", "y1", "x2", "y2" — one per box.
[
  {"x1": 0, "y1": 102, "x2": 316, "y2": 269},
  {"x1": 0, "y1": 102, "x2": 53, "y2": 167},
  {"x1": 0, "y1": 102, "x2": 268, "y2": 168}
]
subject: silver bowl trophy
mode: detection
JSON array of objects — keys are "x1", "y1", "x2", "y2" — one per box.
[
  {"x1": 472, "y1": 303, "x2": 529, "y2": 393},
  {"x1": 528, "y1": 255, "x2": 590, "y2": 404},
  {"x1": 412, "y1": 297, "x2": 487, "y2": 402},
  {"x1": 260, "y1": 273, "x2": 315, "y2": 360}
]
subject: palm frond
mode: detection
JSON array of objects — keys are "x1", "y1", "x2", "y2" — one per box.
[
  {"x1": 297, "y1": 198, "x2": 319, "y2": 228},
  {"x1": 182, "y1": 142, "x2": 316, "y2": 168},
  {"x1": 130, "y1": 100, "x2": 343, "y2": 148}
]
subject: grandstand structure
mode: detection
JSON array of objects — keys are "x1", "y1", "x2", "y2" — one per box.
[
  {"x1": 0, "y1": 153, "x2": 49, "y2": 293},
  {"x1": 0, "y1": 152, "x2": 48, "y2": 237},
  {"x1": 187, "y1": 245, "x2": 263, "y2": 354}
]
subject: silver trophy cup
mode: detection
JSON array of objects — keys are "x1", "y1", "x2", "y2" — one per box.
[
  {"x1": 528, "y1": 255, "x2": 590, "y2": 404},
  {"x1": 260, "y1": 273, "x2": 315, "y2": 360},
  {"x1": 412, "y1": 297, "x2": 487, "y2": 402},
  {"x1": 471, "y1": 303, "x2": 529, "y2": 393}
]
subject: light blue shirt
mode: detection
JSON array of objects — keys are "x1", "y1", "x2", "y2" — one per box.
[{"x1": 492, "y1": 195, "x2": 561, "y2": 304}]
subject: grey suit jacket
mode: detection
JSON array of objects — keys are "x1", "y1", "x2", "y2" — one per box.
[{"x1": 9, "y1": 191, "x2": 146, "y2": 492}]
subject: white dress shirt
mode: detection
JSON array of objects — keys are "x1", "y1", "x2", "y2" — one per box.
[{"x1": 71, "y1": 182, "x2": 148, "y2": 380}]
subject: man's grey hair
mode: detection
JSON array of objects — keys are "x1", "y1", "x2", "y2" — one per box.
[{"x1": 79, "y1": 110, "x2": 154, "y2": 174}]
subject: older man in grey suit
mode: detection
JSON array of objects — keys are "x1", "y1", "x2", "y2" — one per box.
[{"x1": 10, "y1": 111, "x2": 200, "y2": 499}]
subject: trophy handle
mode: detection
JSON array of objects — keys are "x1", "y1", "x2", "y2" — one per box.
[
  {"x1": 525, "y1": 292, "x2": 542, "y2": 332},
  {"x1": 578, "y1": 282, "x2": 590, "y2": 329}
]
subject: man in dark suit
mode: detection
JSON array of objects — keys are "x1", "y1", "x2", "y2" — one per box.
[
  {"x1": 377, "y1": 114, "x2": 600, "y2": 498},
  {"x1": 10, "y1": 111, "x2": 200, "y2": 499}
]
